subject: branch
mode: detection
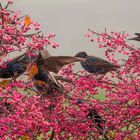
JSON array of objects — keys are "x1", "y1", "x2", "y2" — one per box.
[{"x1": 88, "y1": 28, "x2": 135, "y2": 51}]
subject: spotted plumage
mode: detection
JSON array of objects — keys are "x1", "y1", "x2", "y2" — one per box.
[{"x1": 75, "y1": 52, "x2": 120, "y2": 74}]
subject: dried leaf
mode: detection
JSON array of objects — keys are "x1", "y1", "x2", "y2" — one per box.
[
  {"x1": 24, "y1": 15, "x2": 31, "y2": 26},
  {"x1": 0, "y1": 80, "x2": 10, "y2": 88},
  {"x1": 20, "y1": 134, "x2": 31, "y2": 140}
]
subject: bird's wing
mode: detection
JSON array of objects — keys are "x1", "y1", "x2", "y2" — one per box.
[
  {"x1": 50, "y1": 72, "x2": 73, "y2": 83},
  {"x1": 44, "y1": 56, "x2": 85, "y2": 73},
  {"x1": 48, "y1": 71, "x2": 61, "y2": 87},
  {"x1": 39, "y1": 50, "x2": 50, "y2": 60}
]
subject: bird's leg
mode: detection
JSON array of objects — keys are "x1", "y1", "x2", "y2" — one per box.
[
  {"x1": 97, "y1": 74, "x2": 106, "y2": 80},
  {"x1": 54, "y1": 75, "x2": 73, "y2": 84}
]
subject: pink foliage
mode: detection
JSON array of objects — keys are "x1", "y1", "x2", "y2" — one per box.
[{"x1": 0, "y1": 1, "x2": 140, "y2": 140}]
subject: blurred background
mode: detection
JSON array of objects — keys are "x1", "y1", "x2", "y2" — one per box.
[{"x1": 2, "y1": 0, "x2": 140, "y2": 57}]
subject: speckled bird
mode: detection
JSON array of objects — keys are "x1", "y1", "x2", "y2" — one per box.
[
  {"x1": 128, "y1": 33, "x2": 140, "y2": 41},
  {"x1": 75, "y1": 51, "x2": 120, "y2": 75},
  {"x1": 0, "y1": 53, "x2": 29, "y2": 78}
]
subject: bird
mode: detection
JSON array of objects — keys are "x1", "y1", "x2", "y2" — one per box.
[
  {"x1": 87, "y1": 109, "x2": 106, "y2": 131},
  {"x1": 76, "y1": 99, "x2": 106, "y2": 132},
  {"x1": 127, "y1": 33, "x2": 140, "y2": 41},
  {"x1": 75, "y1": 51, "x2": 120, "y2": 75},
  {"x1": 28, "y1": 50, "x2": 85, "y2": 93},
  {"x1": 0, "y1": 52, "x2": 30, "y2": 78},
  {"x1": 28, "y1": 53, "x2": 63, "y2": 93}
]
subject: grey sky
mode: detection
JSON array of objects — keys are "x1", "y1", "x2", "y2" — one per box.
[{"x1": 9, "y1": 0, "x2": 140, "y2": 57}]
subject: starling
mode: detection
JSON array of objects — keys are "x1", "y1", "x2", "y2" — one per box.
[
  {"x1": 28, "y1": 53, "x2": 63, "y2": 93},
  {"x1": 87, "y1": 109, "x2": 105, "y2": 130},
  {"x1": 33, "y1": 71, "x2": 64, "y2": 93},
  {"x1": 0, "y1": 53, "x2": 30, "y2": 78},
  {"x1": 128, "y1": 33, "x2": 140, "y2": 41},
  {"x1": 75, "y1": 51, "x2": 120, "y2": 75},
  {"x1": 28, "y1": 50, "x2": 85, "y2": 93},
  {"x1": 76, "y1": 99, "x2": 106, "y2": 132}
]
